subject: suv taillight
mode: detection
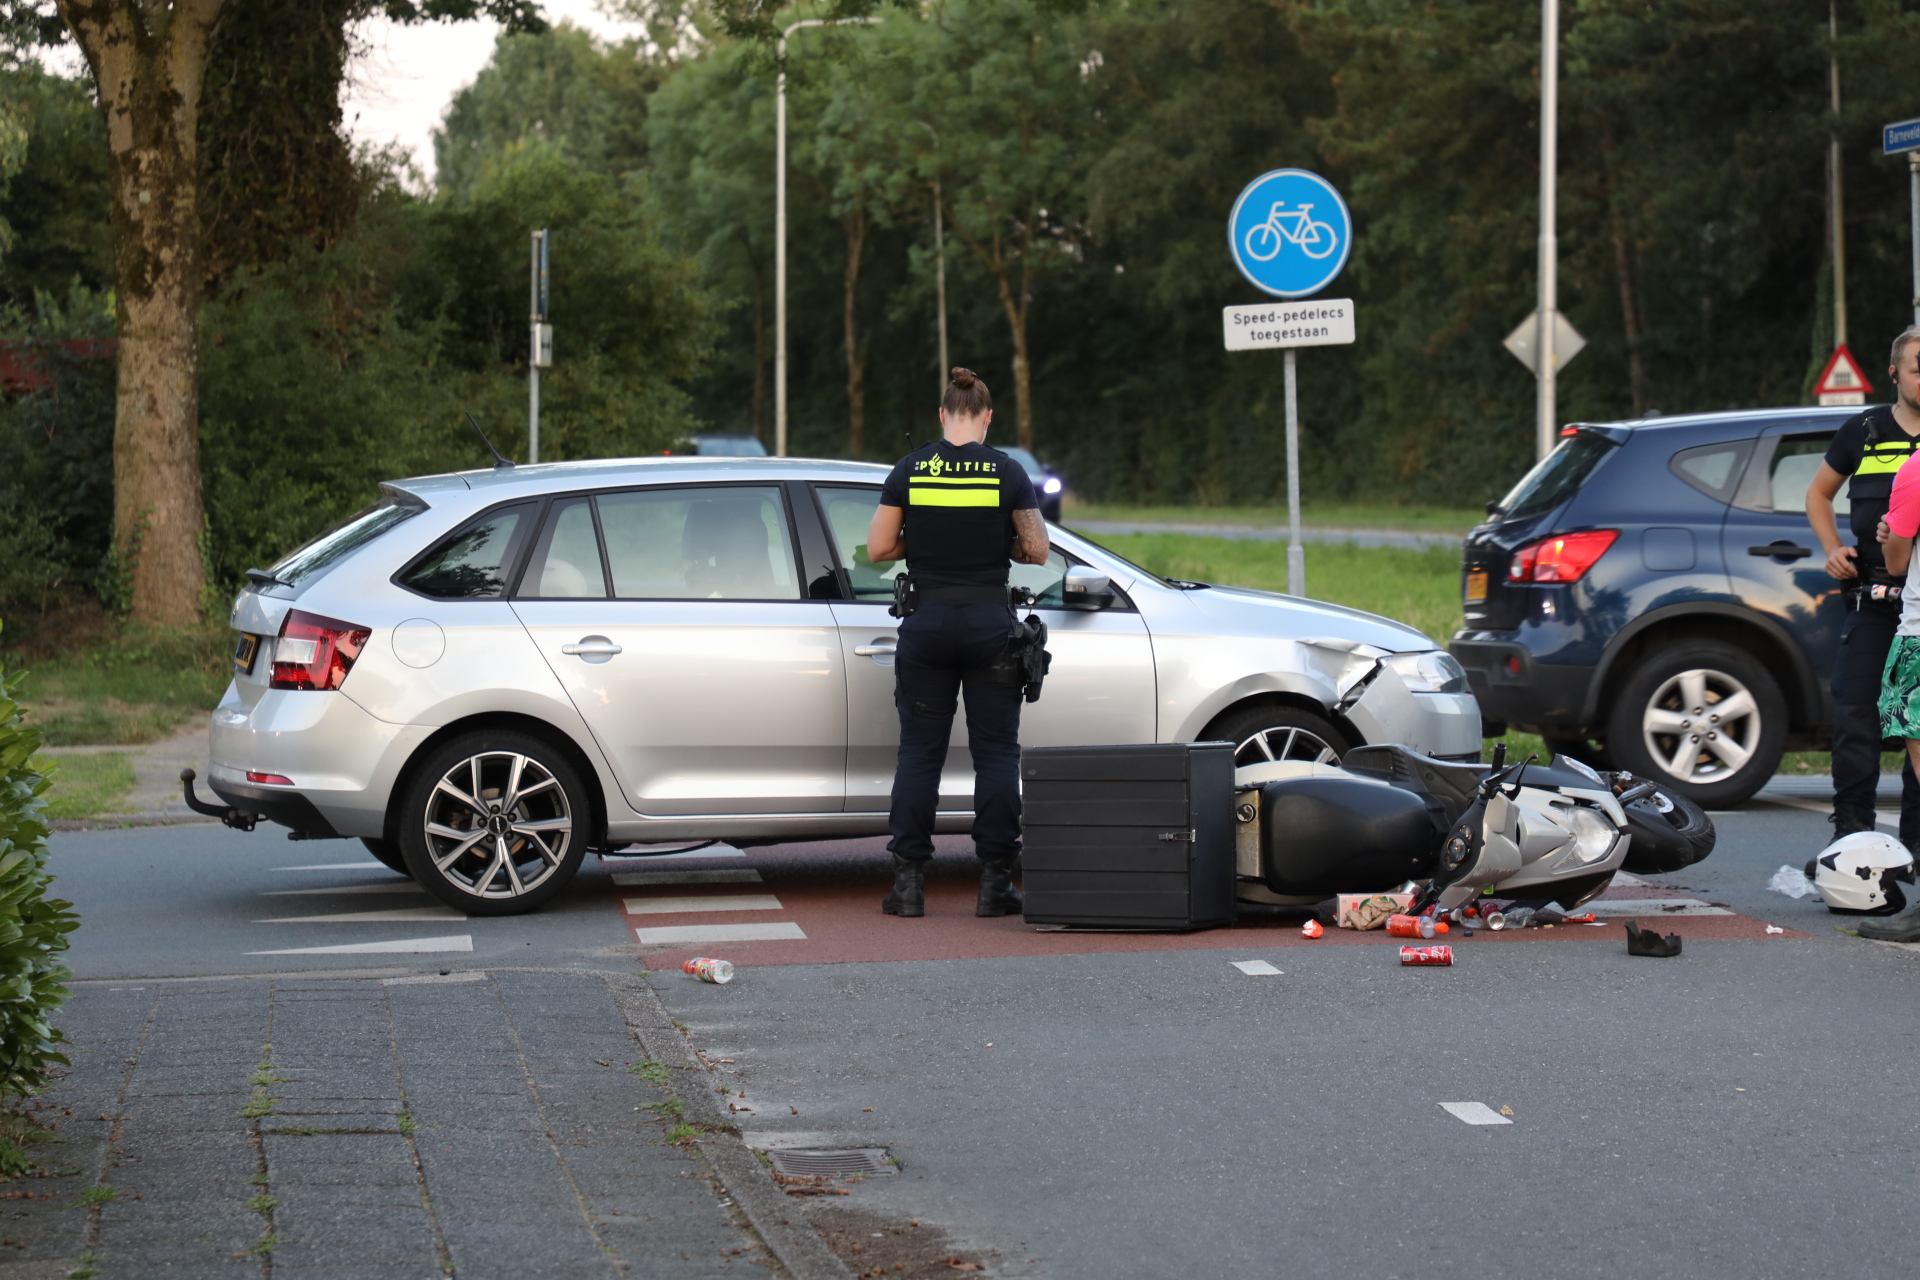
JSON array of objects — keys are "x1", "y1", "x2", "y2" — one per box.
[
  {"x1": 270, "y1": 610, "x2": 371, "y2": 690},
  {"x1": 1508, "y1": 530, "x2": 1618, "y2": 584}
]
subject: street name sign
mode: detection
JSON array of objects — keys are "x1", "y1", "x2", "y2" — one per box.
[
  {"x1": 1814, "y1": 345, "x2": 1871, "y2": 406},
  {"x1": 1227, "y1": 169, "x2": 1352, "y2": 298},
  {"x1": 1223, "y1": 300, "x2": 1355, "y2": 351},
  {"x1": 1884, "y1": 117, "x2": 1920, "y2": 157}
]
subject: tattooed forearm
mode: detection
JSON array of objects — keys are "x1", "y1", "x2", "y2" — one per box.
[{"x1": 1010, "y1": 507, "x2": 1050, "y2": 565}]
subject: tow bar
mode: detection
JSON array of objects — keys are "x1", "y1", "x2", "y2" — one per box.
[{"x1": 179, "y1": 768, "x2": 258, "y2": 832}]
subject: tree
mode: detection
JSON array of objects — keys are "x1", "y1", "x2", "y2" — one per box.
[
  {"x1": 899, "y1": 0, "x2": 1094, "y2": 450},
  {"x1": 31, "y1": 0, "x2": 539, "y2": 626}
]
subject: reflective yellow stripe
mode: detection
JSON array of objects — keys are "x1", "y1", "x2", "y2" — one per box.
[
  {"x1": 909, "y1": 488, "x2": 999, "y2": 507},
  {"x1": 910, "y1": 476, "x2": 1001, "y2": 485},
  {"x1": 1858, "y1": 449, "x2": 1916, "y2": 476}
]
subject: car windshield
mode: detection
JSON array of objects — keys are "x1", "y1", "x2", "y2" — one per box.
[
  {"x1": 1495, "y1": 433, "x2": 1617, "y2": 522},
  {"x1": 267, "y1": 492, "x2": 427, "y2": 588},
  {"x1": 999, "y1": 446, "x2": 1044, "y2": 478},
  {"x1": 695, "y1": 436, "x2": 769, "y2": 457}
]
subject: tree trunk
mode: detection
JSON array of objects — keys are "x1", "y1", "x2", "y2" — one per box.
[
  {"x1": 61, "y1": 0, "x2": 228, "y2": 627},
  {"x1": 1611, "y1": 228, "x2": 1646, "y2": 416},
  {"x1": 842, "y1": 205, "x2": 867, "y2": 461},
  {"x1": 992, "y1": 259, "x2": 1034, "y2": 452}
]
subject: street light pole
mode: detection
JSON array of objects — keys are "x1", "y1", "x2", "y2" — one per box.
[
  {"x1": 776, "y1": 16, "x2": 881, "y2": 459},
  {"x1": 1829, "y1": 0, "x2": 1849, "y2": 350},
  {"x1": 1535, "y1": 0, "x2": 1558, "y2": 462},
  {"x1": 1910, "y1": 149, "x2": 1920, "y2": 326}
]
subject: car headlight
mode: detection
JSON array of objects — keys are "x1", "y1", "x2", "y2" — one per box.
[
  {"x1": 1042, "y1": 477, "x2": 1063, "y2": 495},
  {"x1": 1382, "y1": 650, "x2": 1469, "y2": 694}
]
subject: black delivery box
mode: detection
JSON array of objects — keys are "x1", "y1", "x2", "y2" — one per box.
[{"x1": 1020, "y1": 742, "x2": 1236, "y2": 930}]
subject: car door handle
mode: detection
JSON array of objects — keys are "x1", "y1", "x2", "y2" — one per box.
[
  {"x1": 853, "y1": 641, "x2": 898, "y2": 657},
  {"x1": 1748, "y1": 542, "x2": 1813, "y2": 560},
  {"x1": 561, "y1": 636, "x2": 623, "y2": 657}
]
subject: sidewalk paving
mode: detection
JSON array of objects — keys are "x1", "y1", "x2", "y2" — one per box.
[{"x1": 3, "y1": 967, "x2": 852, "y2": 1279}]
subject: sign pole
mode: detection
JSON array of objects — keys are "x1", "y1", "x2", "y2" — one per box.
[
  {"x1": 1283, "y1": 348, "x2": 1304, "y2": 598},
  {"x1": 529, "y1": 228, "x2": 548, "y2": 465},
  {"x1": 1535, "y1": 0, "x2": 1559, "y2": 462},
  {"x1": 1911, "y1": 150, "x2": 1919, "y2": 326}
]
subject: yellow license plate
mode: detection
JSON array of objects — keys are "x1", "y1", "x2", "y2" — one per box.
[
  {"x1": 1465, "y1": 569, "x2": 1489, "y2": 603},
  {"x1": 233, "y1": 634, "x2": 259, "y2": 675}
]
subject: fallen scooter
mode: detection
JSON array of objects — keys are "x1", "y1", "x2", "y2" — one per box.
[{"x1": 1230, "y1": 742, "x2": 1715, "y2": 920}]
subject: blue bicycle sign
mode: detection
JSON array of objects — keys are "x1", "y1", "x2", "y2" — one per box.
[{"x1": 1227, "y1": 169, "x2": 1352, "y2": 298}]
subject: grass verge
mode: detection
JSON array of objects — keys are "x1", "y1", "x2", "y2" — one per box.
[
  {"x1": 7, "y1": 624, "x2": 230, "y2": 747},
  {"x1": 38, "y1": 754, "x2": 136, "y2": 821},
  {"x1": 1064, "y1": 499, "x2": 1482, "y2": 534}
]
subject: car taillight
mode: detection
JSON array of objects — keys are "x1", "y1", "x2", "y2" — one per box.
[
  {"x1": 1507, "y1": 529, "x2": 1618, "y2": 584},
  {"x1": 270, "y1": 610, "x2": 371, "y2": 690},
  {"x1": 246, "y1": 772, "x2": 294, "y2": 785}
]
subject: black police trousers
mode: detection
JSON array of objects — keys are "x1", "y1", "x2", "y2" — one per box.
[
  {"x1": 886, "y1": 599, "x2": 1024, "y2": 863},
  {"x1": 1830, "y1": 601, "x2": 1920, "y2": 845}
]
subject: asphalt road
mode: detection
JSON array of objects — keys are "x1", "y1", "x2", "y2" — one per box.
[{"x1": 45, "y1": 800, "x2": 1917, "y2": 1278}]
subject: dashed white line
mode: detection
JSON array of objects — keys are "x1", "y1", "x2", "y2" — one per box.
[
  {"x1": 261, "y1": 883, "x2": 428, "y2": 897},
  {"x1": 274, "y1": 862, "x2": 397, "y2": 872},
  {"x1": 622, "y1": 894, "x2": 783, "y2": 915},
  {"x1": 1439, "y1": 1102, "x2": 1511, "y2": 1126},
  {"x1": 1583, "y1": 900, "x2": 1732, "y2": 917},
  {"x1": 256, "y1": 906, "x2": 467, "y2": 924},
  {"x1": 249, "y1": 935, "x2": 474, "y2": 956},
  {"x1": 634, "y1": 922, "x2": 807, "y2": 945},
  {"x1": 1230, "y1": 960, "x2": 1283, "y2": 975}
]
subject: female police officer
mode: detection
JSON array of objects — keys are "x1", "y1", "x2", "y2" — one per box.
[{"x1": 864, "y1": 368, "x2": 1050, "y2": 918}]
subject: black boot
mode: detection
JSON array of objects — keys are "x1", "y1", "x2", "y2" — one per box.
[
  {"x1": 881, "y1": 856, "x2": 926, "y2": 917},
  {"x1": 977, "y1": 857, "x2": 1023, "y2": 917}
]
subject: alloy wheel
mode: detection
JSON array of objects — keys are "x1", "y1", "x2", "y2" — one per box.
[
  {"x1": 1232, "y1": 725, "x2": 1341, "y2": 769},
  {"x1": 421, "y1": 751, "x2": 574, "y2": 900},
  {"x1": 1639, "y1": 668, "x2": 1762, "y2": 785}
]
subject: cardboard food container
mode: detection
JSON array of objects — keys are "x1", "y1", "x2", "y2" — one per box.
[{"x1": 1336, "y1": 892, "x2": 1414, "y2": 931}]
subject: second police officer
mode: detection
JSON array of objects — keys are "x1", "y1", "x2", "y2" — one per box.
[
  {"x1": 1806, "y1": 323, "x2": 1920, "y2": 851},
  {"x1": 864, "y1": 367, "x2": 1052, "y2": 919}
]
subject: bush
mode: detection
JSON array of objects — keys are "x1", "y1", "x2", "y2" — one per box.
[{"x1": 0, "y1": 638, "x2": 79, "y2": 1148}]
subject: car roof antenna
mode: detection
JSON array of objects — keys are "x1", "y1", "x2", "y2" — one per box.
[{"x1": 464, "y1": 410, "x2": 515, "y2": 469}]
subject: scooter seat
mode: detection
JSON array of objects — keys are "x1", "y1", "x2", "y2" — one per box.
[{"x1": 1256, "y1": 774, "x2": 1438, "y2": 897}]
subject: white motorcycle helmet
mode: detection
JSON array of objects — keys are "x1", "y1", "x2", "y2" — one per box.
[{"x1": 1812, "y1": 833, "x2": 1915, "y2": 915}]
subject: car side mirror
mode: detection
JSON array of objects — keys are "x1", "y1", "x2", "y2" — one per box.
[{"x1": 1062, "y1": 567, "x2": 1114, "y2": 611}]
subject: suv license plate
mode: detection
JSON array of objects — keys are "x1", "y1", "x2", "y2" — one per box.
[
  {"x1": 233, "y1": 634, "x2": 259, "y2": 675},
  {"x1": 1465, "y1": 569, "x2": 1489, "y2": 603}
]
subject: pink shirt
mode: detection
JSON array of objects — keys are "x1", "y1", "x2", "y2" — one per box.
[{"x1": 1892, "y1": 453, "x2": 1920, "y2": 541}]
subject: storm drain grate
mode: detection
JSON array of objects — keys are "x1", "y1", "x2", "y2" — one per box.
[{"x1": 767, "y1": 1148, "x2": 895, "y2": 1177}]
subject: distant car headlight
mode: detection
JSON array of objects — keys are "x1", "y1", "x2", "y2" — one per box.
[
  {"x1": 1383, "y1": 650, "x2": 1469, "y2": 694},
  {"x1": 1042, "y1": 477, "x2": 1063, "y2": 495}
]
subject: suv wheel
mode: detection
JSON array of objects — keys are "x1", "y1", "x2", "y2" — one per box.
[
  {"x1": 397, "y1": 731, "x2": 589, "y2": 917},
  {"x1": 1204, "y1": 704, "x2": 1351, "y2": 769},
  {"x1": 1605, "y1": 641, "x2": 1785, "y2": 806}
]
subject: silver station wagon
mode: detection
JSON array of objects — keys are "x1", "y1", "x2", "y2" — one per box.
[{"x1": 200, "y1": 457, "x2": 1481, "y2": 914}]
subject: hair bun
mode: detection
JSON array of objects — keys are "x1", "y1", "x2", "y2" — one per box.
[{"x1": 949, "y1": 367, "x2": 978, "y2": 389}]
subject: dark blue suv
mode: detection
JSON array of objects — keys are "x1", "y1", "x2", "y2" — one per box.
[{"x1": 1450, "y1": 406, "x2": 1860, "y2": 806}]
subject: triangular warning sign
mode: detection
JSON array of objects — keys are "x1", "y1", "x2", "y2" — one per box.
[{"x1": 1815, "y1": 345, "x2": 1872, "y2": 404}]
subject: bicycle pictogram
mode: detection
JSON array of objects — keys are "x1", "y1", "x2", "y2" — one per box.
[{"x1": 1243, "y1": 202, "x2": 1336, "y2": 262}]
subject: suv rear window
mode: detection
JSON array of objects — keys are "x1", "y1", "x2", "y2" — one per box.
[{"x1": 1495, "y1": 433, "x2": 1616, "y2": 522}]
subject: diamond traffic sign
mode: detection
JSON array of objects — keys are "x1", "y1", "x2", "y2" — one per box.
[
  {"x1": 1503, "y1": 310, "x2": 1586, "y2": 375},
  {"x1": 1227, "y1": 169, "x2": 1352, "y2": 298},
  {"x1": 1814, "y1": 345, "x2": 1872, "y2": 405},
  {"x1": 1884, "y1": 117, "x2": 1920, "y2": 157}
]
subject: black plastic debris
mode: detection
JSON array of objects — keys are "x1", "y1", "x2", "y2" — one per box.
[{"x1": 1625, "y1": 920, "x2": 1682, "y2": 958}]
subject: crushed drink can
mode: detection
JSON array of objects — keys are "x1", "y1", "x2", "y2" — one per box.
[
  {"x1": 1301, "y1": 919, "x2": 1324, "y2": 939},
  {"x1": 1399, "y1": 945, "x2": 1453, "y2": 966},
  {"x1": 682, "y1": 956, "x2": 736, "y2": 984},
  {"x1": 1387, "y1": 913, "x2": 1439, "y2": 939}
]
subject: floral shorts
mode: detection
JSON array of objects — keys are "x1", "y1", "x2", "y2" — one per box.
[{"x1": 1880, "y1": 635, "x2": 1920, "y2": 740}]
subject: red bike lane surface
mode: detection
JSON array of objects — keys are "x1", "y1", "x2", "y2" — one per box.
[{"x1": 608, "y1": 837, "x2": 1805, "y2": 973}]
